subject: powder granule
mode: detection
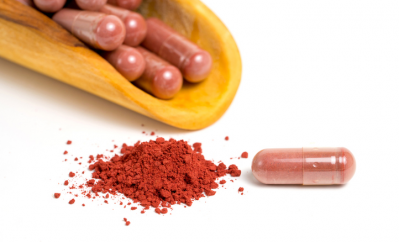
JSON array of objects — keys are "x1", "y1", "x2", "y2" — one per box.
[
  {"x1": 241, "y1": 152, "x2": 248, "y2": 158},
  {"x1": 87, "y1": 138, "x2": 241, "y2": 211}
]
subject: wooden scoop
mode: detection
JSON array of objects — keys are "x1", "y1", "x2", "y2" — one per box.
[{"x1": 0, "y1": 0, "x2": 242, "y2": 130}]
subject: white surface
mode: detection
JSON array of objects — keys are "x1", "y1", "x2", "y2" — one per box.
[{"x1": 1, "y1": 0, "x2": 399, "y2": 241}]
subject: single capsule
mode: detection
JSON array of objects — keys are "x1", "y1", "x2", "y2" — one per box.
[
  {"x1": 102, "y1": 45, "x2": 145, "y2": 81},
  {"x1": 107, "y1": 0, "x2": 142, "y2": 10},
  {"x1": 142, "y1": 18, "x2": 213, "y2": 83},
  {"x1": 134, "y1": 47, "x2": 183, "y2": 100},
  {"x1": 33, "y1": 0, "x2": 66, "y2": 12},
  {"x1": 75, "y1": 0, "x2": 107, "y2": 11},
  {"x1": 99, "y1": 4, "x2": 147, "y2": 47},
  {"x1": 16, "y1": 0, "x2": 34, "y2": 7},
  {"x1": 52, "y1": 9, "x2": 126, "y2": 51},
  {"x1": 252, "y1": 147, "x2": 356, "y2": 185}
]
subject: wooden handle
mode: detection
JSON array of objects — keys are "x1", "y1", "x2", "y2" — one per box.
[{"x1": 0, "y1": 0, "x2": 242, "y2": 130}]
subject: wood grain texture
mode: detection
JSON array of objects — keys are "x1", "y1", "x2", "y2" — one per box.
[{"x1": 0, "y1": 0, "x2": 242, "y2": 130}]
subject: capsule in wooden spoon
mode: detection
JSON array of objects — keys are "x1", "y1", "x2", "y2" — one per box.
[
  {"x1": 52, "y1": 9, "x2": 125, "y2": 51},
  {"x1": 134, "y1": 47, "x2": 182, "y2": 100},
  {"x1": 75, "y1": 0, "x2": 107, "y2": 11},
  {"x1": 33, "y1": 0, "x2": 66, "y2": 12},
  {"x1": 102, "y1": 45, "x2": 145, "y2": 81},
  {"x1": 107, "y1": 0, "x2": 142, "y2": 10},
  {"x1": 99, "y1": 4, "x2": 147, "y2": 47},
  {"x1": 142, "y1": 18, "x2": 213, "y2": 83},
  {"x1": 252, "y1": 147, "x2": 356, "y2": 185}
]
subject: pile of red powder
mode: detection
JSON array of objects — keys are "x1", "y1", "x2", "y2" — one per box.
[{"x1": 59, "y1": 137, "x2": 242, "y2": 214}]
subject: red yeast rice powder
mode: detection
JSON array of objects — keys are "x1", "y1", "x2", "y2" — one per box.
[{"x1": 85, "y1": 138, "x2": 241, "y2": 210}]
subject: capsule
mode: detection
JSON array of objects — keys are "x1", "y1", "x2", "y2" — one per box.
[
  {"x1": 107, "y1": 0, "x2": 142, "y2": 10},
  {"x1": 52, "y1": 9, "x2": 126, "y2": 51},
  {"x1": 99, "y1": 4, "x2": 147, "y2": 47},
  {"x1": 75, "y1": 0, "x2": 107, "y2": 11},
  {"x1": 102, "y1": 45, "x2": 145, "y2": 81},
  {"x1": 16, "y1": 0, "x2": 34, "y2": 6},
  {"x1": 134, "y1": 47, "x2": 183, "y2": 100},
  {"x1": 33, "y1": 0, "x2": 66, "y2": 12},
  {"x1": 142, "y1": 18, "x2": 213, "y2": 83},
  {"x1": 252, "y1": 147, "x2": 356, "y2": 185}
]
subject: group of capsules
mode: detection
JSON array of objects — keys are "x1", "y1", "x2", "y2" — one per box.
[{"x1": 16, "y1": 0, "x2": 213, "y2": 99}]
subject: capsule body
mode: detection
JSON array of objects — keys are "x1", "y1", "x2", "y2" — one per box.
[
  {"x1": 102, "y1": 45, "x2": 145, "y2": 81},
  {"x1": 75, "y1": 0, "x2": 107, "y2": 11},
  {"x1": 33, "y1": 0, "x2": 66, "y2": 12},
  {"x1": 142, "y1": 18, "x2": 213, "y2": 83},
  {"x1": 99, "y1": 4, "x2": 147, "y2": 47},
  {"x1": 134, "y1": 47, "x2": 183, "y2": 100},
  {"x1": 52, "y1": 9, "x2": 125, "y2": 51},
  {"x1": 107, "y1": 0, "x2": 142, "y2": 10},
  {"x1": 252, "y1": 148, "x2": 356, "y2": 185}
]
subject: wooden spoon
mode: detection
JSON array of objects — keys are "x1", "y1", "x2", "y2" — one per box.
[{"x1": 0, "y1": 0, "x2": 242, "y2": 130}]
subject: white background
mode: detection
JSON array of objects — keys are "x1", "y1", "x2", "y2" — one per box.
[{"x1": 1, "y1": 0, "x2": 398, "y2": 241}]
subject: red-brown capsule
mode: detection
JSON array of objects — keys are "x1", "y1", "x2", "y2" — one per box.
[
  {"x1": 107, "y1": 0, "x2": 142, "y2": 10},
  {"x1": 252, "y1": 148, "x2": 356, "y2": 185},
  {"x1": 142, "y1": 18, "x2": 213, "y2": 83},
  {"x1": 99, "y1": 4, "x2": 147, "y2": 47},
  {"x1": 52, "y1": 9, "x2": 126, "y2": 51},
  {"x1": 75, "y1": 0, "x2": 107, "y2": 11},
  {"x1": 33, "y1": 0, "x2": 66, "y2": 12},
  {"x1": 134, "y1": 47, "x2": 182, "y2": 100},
  {"x1": 102, "y1": 45, "x2": 145, "y2": 81}
]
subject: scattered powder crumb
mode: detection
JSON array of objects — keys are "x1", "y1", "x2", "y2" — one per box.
[
  {"x1": 67, "y1": 141, "x2": 72, "y2": 145},
  {"x1": 193, "y1": 143, "x2": 202, "y2": 153},
  {"x1": 64, "y1": 151, "x2": 68, "y2": 155},
  {"x1": 54, "y1": 193, "x2": 61, "y2": 198},
  {"x1": 238, "y1": 187, "x2": 244, "y2": 192},
  {"x1": 82, "y1": 204, "x2": 85, "y2": 206},
  {"x1": 69, "y1": 172, "x2": 75, "y2": 177},
  {"x1": 64, "y1": 180, "x2": 69, "y2": 186},
  {"x1": 220, "y1": 180, "x2": 226, "y2": 184},
  {"x1": 225, "y1": 136, "x2": 229, "y2": 141},
  {"x1": 69, "y1": 199, "x2": 75, "y2": 204},
  {"x1": 131, "y1": 207, "x2": 137, "y2": 210},
  {"x1": 151, "y1": 132, "x2": 155, "y2": 136},
  {"x1": 241, "y1": 152, "x2": 248, "y2": 158},
  {"x1": 74, "y1": 158, "x2": 78, "y2": 161}
]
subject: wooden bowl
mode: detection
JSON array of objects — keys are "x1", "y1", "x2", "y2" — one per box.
[{"x1": 0, "y1": 0, "x2": 242, "y2": 130}]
